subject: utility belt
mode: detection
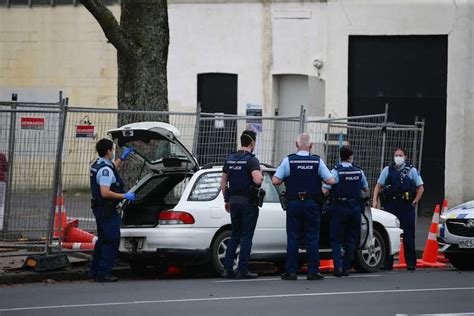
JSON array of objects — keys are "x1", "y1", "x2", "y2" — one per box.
[
  {"x1": 287, "y1": 192, "x2": 324, "y2": 204},
  {"x1": 229, "y1": 187, "x2": 266, "y2": 208},
  {"x1": 382, "y1": 191, "x2": 414, "y2": 204},
  {"x1": 91, "y1": 198, "x2": 119, "y2": 216}
]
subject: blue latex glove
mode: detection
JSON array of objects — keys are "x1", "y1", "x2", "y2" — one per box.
[
  {"x1": 120, "y1": 147, "x2": 134, "y2": 160},
  {"x1": 124, "y1": 192, "x2": 136, "y2": 201}
]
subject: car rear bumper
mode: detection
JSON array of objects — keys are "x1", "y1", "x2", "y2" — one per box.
[{"x1": 119, "y1": 226, "x2": 216, "y2": 253}]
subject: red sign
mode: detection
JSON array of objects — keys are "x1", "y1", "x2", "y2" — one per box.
[
  {"x1": 21, "y1": 117, "x2": 45, "y2": 130},
  {"x1": 75, "y1": 125, "x2": 95, "y2": 138}
]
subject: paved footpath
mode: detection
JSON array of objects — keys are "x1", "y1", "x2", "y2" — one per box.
[{"x1": 0, "y1": 269, "x2": 473, "y2": 316}]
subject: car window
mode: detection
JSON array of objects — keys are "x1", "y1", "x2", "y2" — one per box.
[
  {"x1": 124, "y1": 139, "x2": 189, "y2": 163},
  {"x1": 188, "y1": 172, "x2": 222, "y2": 201},
  {"x1": 261, "y1": 172, "x2": 280, "y2": 203}
]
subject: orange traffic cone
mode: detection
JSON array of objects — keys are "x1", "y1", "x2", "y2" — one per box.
[
  {"x1": 319, "y1": 259, "x2": 334, "y2": 271},
  {"x1": 61, "y1": 242, "x2": 95, "y2": 250},
  {"x1": 53, "y1": 195, "x2": 67, "y2": 238},
  {"x1": 64, "y1": 220, "x2": 98, "y2": 243},
  {"x1": 437, "y1": 199, "x2": 450, "y2": 263},
  {"x1": 393, "y1": 238, "x2": 407, "y2": 269},
  {"x1": 417, "y1": 205, "x2": 446, "y2": 268}
]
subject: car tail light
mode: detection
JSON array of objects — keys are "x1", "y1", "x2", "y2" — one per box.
[{"x1": 159, "y1": 210, "x2": 195, "y2": 225}]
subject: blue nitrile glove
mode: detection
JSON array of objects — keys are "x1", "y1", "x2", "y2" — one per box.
[
  {"x1": 124, "y1": 192, "x2": 136, "y2": 201},
  {"x1": 120, "y1": 147, "x2": 134, "y2": 160}
]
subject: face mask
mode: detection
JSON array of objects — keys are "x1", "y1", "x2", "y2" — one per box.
[{"x1": 394, "y1": 156, "x2": 405, "y2": 166}]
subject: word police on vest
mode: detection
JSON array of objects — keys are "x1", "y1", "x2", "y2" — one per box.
[{"x1": 297, "y1": 165, "x2": 314, "y2": 170}]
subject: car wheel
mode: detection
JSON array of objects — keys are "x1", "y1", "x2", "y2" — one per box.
[
  {"x1": 211, "y1": 230, "x2": 239, "y2": 275},
  {"x1": 353, "y1": 229, "x2": 386, "y2": 273},
  {"x1": 445, "y1": 253, "x2": 474, "y2": 271}
]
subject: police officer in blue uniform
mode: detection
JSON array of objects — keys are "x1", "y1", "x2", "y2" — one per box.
[
  {"x1": 89, "y1": 139, "x2": 136, "y2": 282},
  {"x1": 372, "y1": 148, "x2": 424, "y2": 271},
  {"x1": 272, "y1": 133, "x2": 335, "y2": 281},
  {"x1": 323, "y1": 147, "x2": 369, "y2": 277},
  {"x1": 220, "y1": 130, "x2": 263, "y2": 279}
]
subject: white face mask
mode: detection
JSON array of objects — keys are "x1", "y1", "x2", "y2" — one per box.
[{"x1": 394, "y1": 156, "x2": 405, "y2": 166}]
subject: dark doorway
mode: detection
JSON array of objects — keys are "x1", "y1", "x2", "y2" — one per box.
[
  {"x1": 348, "y1": 35, "x2": 447, "y2": 213},
  {"x1": 197, "y1": 73, "x2": 238, "y2": 165}
]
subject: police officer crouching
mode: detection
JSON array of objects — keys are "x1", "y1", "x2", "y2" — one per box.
[
  {"x1": 372, "y1": 148, "x2": 424, "y2": 271},
  {"x1": 89, "y1": 139, "x2": 136, "y2": 282},
  {"x1": 323, "y1": 146, "x2": 369, "y2": 277},
  {"x1": 272, "y1": 133, "x2": 335, "y2": 281},
  {"x1": 220, "y1": 130, "x2": 263, "y2": 279}
]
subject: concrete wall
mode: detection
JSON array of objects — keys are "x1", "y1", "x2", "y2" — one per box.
[{"x1": 0, "y1": 1, "x2": 473, "y2": 204}]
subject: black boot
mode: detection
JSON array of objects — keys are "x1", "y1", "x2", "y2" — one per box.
[
  {"x1": 333, "y1": 268, "x2": 344, "y2": 277},
  {"x1": 281, "y1": 272, "x2": 298, "y2": 280}
]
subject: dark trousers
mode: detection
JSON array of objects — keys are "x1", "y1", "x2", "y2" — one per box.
[
  {"x1": 89, "y1": 208, "x2": 121, "y2": 279},
  {"x1": 285, "y1": 199, "x2": 321, "y2": 274},
  {"x1": 384, "y1": 200, "x2": 416, "y2": 268},
  {"x1": 330, "y1": 204, "x2": 361, "y2": 271},
  {"x1": 224, "y1": 203, "x2": 259, "y2": 273}
]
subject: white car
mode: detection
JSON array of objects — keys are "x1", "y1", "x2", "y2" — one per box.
[
  {"x1": 438, "y1": 201, "x2": 474, "y2": 270},
  {"x1": 108, "y1": 122, "x2": 402, "y2": 275}
]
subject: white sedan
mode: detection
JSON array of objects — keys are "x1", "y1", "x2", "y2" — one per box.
[{"x1": 109, "y1": 122, "x2": 402, "y2": 274}]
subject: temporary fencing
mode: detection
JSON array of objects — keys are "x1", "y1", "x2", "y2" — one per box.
[{"x1": 0, "y1": 92, "x2": 424, "y2": 257}]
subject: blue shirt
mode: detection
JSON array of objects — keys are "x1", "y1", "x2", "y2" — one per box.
[
  {"x1": 323, "y1": 162, "x2": 369, "y2": 190},
  {"x1": 377, "y1": 163, "x2": 424, "y2": 186},
  {"x1": 95, "y1": 157, "x2": 116, "y2": 187},
  {"x1": 274, "y1": 151, "x2": 333, "y2": 181}
]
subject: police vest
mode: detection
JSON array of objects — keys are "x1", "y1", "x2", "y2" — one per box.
[
  {"x1": 384, "y1": 163, "x2": 416, "y2": 197},
  {"x1": 90, "y1": 159, "x2": 125, "y2": 205},
  {"x1": 332, "y1": 164, "x2": 363, "y2": 200},
  {"x1": 225, "y1": 151, "x2": 255, "y2": 197},
  {"x1": 285, "y1": 154, "x2": 321, "y2": 196}
]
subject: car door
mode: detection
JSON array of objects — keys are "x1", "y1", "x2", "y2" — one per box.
[{"x1": 252, "y1": 172, "x2": 287, "y2": 254}]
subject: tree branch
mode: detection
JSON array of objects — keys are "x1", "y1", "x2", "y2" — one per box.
[{"x1": 80, "y1": 0, "x2": 134, "y2": 55}]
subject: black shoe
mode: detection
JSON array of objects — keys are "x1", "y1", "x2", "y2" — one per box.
[
  {"x1": 307, "y1": 273, "x2": 325, "y2": 280},
  {"x1": 381, "y1": 265, "x2": 393, "y2": 271},
  {"x1": 281, "y1": 272, "x2": 297, "y2": 280},
  {"x1": 407, "y1": 266, "x2": 416, "y2": 271},
  {"x1": 96, "y1": 275, "x2": 118, "y2": 282},
  {"x1": 222, "y1": 270, "x2": 235, "y2": 279},
  {"x1": 235, "y1": 271, "x2": 258, "y2": 279},
  {"x1": 333, "y1": 268, "x2": 344, "y2": 277},
  {"x1": 342, "y1": 270, "x2": 349, "y2": 277}
]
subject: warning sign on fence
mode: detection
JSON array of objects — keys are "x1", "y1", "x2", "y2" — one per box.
[
  {"x1": 20, "y1": 117, "x2": 45, "y2": 130},
  {"x1": 75, "y1": 125, "x2": 95, "y2": 138}
]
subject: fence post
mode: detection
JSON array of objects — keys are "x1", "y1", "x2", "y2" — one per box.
[
  {"x1": 3, "y1": 94, "x2": 17, "y2": 238},
  {"x1": 324, "y1": 114, "x2": 332, "y2": 161},
  {"x1": 298, "y1": 105, "x2": 305, "y2": 133},
  {"x1": 417, "y1": 119, "x2": 425, "y2": 174},
  {"x1": 192, "y1": 103, "x2": 201, "y2": 156},
  {"x1": 380, "y1": 103, "x2": 389, "y2": 171},
  {"x1": 412, "y1": 116, "x2": 419, "y2": 168},
  {"x1": 46, "y1": 94, "x2": 68, "y2": 254}
]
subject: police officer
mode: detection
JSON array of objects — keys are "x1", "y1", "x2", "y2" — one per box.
[
  {"x1": 372, "y1": 148, "x2": 424, "y2": 271},
  {"x1": 323, "y1": 147, "x2": 369, "y2": 277},
  {"x1": 89, "y1": 139, "x2": 136, "y2": 282},
  {"x1": 220, "y1": 130, "x2": 263, "y2": 279},
  {"x1": 272, "y1": 133, "x2": 335, "y2": 281}
]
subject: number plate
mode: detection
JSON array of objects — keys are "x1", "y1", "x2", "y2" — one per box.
[
  {"x1": 459, "y1": 239, "x2": 474, "y2": 248},
  {"x1": 123, "y1": 237, "x2": 145, "y2": 251}
]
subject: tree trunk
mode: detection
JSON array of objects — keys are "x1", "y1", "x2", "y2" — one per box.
[{"x1": 118, "y1": 0, "x2": 169, "y2": 123}]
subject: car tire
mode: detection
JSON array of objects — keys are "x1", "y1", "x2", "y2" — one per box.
[
  {"x1": 353, "y1": 229, "x2": 386, "y2": 273},
  {"x1": 445, "y1": 253, "x2": 474, "y2": 271},
  {"x1": 211, "y1": 230, "x2": 239, "y2": 275}
]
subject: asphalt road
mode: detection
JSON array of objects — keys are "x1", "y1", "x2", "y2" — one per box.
[{"x1": 0, "y1": 269, "x2": 472, "y2": 316}]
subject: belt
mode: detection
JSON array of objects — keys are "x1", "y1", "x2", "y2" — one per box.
[{"x1": 287, "y1": 192, "x2": 320, "y2": 201}]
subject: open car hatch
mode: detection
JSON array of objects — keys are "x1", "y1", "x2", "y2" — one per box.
[{"x1": 107, "y1": 122, "x2": 199, "y2": 173}]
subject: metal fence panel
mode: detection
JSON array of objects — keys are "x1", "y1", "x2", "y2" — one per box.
[{"x1": 0, "y1": 101, "x2": 423, "y2": 257}]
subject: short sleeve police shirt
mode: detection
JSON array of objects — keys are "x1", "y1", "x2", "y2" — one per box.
[
  {"x1": 95, "y1": 158, "x2": 116, "y2": 187},
  {"x1": 377, "y1": 164, "x2": 423, "y2": 186}
]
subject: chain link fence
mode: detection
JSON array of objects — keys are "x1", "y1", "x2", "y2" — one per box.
[{"x1": 0, "y1": 95, "x2": 424, "y2": 256}]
